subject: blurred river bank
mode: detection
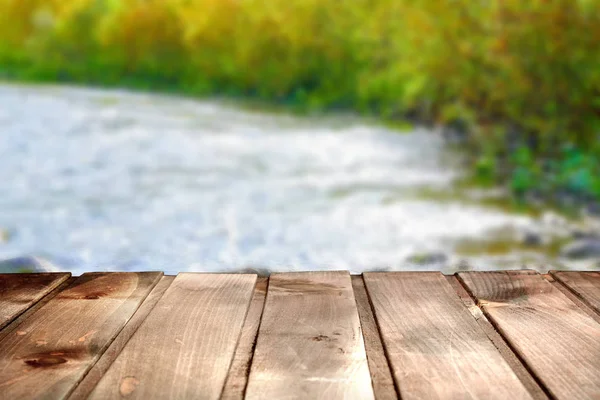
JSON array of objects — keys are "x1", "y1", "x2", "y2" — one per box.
[{"x1": 1, "y1": 84, "x2": 599, "y2": 275}]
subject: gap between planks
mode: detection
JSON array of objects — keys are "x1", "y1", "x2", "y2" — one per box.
[
  {"x1": 0, "y1": 276, "x2": 76, "y2": 343},
  {"x1": 220, "y1": 277, "x2": 269, "y2": 400},
  {"x1": 68, "y1": 275, "x2": 176, "y2": 400},
  {"x1": 446, "y1": 276, "x2": 549, "y2": 400},
  {"x1": 245, "y1": 271, "x2": 375, "y2": 400},
  {"x1": 2, "y1": 271, "x2": 599, "y2": 400},
  {"x1": 0, "y1": 273, "x2": 71, "y2": 331},
  {"x1": 546, "y1": 272, "x2": 600, "y2": 323},
  {"x1": 351, "y1": 275, "x2": 398, "y2": 400},
  {"x1": 0, "y1": 272, "x2": 164, "y2": 400},
  {"x1": 86, "y1": 273, "x2": 257, "y2": 400},
  {"x1": 364, "y1": 272, "x2": 533, "y2": 400},
  {"x1": 458, "y1": 271, "x2": 600, "y2": 400}
]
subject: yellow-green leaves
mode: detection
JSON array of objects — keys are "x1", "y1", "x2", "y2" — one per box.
[{"x1": 0, "y1": 0, "x2": 598, "y2": 199}]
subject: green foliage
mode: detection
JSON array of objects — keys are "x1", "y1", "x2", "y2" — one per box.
[
  {"x1": 0, "y1": 0, "x2": 599, "y2": 202},
  {"x1": 509, "y1": 147, "x2": 537, "y2": 194},
  {"x1": 474, "y1": 156, "x2": 496, "y2": 186},
  {"x1": 556, "y1": 147, "x2": 600, "y2": 197}
]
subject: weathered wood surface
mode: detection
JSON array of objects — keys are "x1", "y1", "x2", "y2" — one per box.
[
  {"x1": 445, "y1": 276, "x2": 549, "y2": 400},
  {"x1": 0, "y1": 273, "x2": 71, "y2": 330},
  {"x1": 0, "y1": 272, "x2": 162, "y2": 400},
  {"x1": 245, "y1": 271, "x2": 374, "y2": 400},
  {"x1": 551, "y1": 271, "x2": 600, "y2": 316},
  {"x1": 2, "y1": 270, "x2": 599, "y2": 399},
  {"x1": 545, "y1": 274, "x2": 600, "y2": 324},
  {"x1": 351, "y1": 275, "x2": 397, "y2": 400},
  {"x1": 68, "y1": 275, "x2": 175, "y2": 400},
  {"x1": 459, "y1": 271, "x2": 600, "y2": 400},
  {"x1": 364, "y1": 272, "x2": 531, "y2": 400},
  {"x1": 0, "y1": 277, "x2": 76, "y2": 343},
  {"x1": 221, "y1": 277, "x2": 268, "y2": 400},
  {"x1": 88, "y1": 273, "x2": 257, "y2": 400}
]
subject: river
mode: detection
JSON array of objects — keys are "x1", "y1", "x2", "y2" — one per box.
[{"x1": 0, "y1": 84, "x2": 596, "y2": 275}]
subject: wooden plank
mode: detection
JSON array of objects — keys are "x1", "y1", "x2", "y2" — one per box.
[
  {"x1": 221, "y1": 277, "x2": 268, "y2": 400},
  {"x1": 364, "y1": 272, "x2": 531, "y2": 400},
  {"x1": 459, "y1": 271, "x2": 600, "y2": 400},
  {"x1": 544, "y1": 274, "x2": 600, "y2": 324},
  {"x1": 0, "y1": 272, "x2": 162, "y2": 400},
  {"x1": 351, "y1": 275, "x2": 397, "y2": 400},
  {"x1": 245, "y1": 271, "x2": 374, "y2": 400},
  {"x1": 551, "y1": 271, "x2": 600, "y2": 316},
  {"x1": 445, "y1": 275, "x2": 549, "y2": 400},
  {"x1": 0, "y1": 273, "x2": 71, "y2": 330},
  {"x1": 68, "y1": 275, "x2": 175, "y2": 400},
  {"x1": 0, "y1": 277, "x2": 76, "y2": 343},
  {"x1": 88, "y1": 273, "x2": 257, "y2": 400}
]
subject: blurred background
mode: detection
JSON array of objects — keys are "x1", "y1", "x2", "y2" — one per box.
[{"x1": 0, "y1": 0, "x2": 599, "y2": 275}]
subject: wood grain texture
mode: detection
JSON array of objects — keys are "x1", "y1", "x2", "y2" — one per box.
[
  {"x1": 221, "y1": 277, "x2": 268, "y2": 400},
  {"x1": 545, "y1": 274, "x2": 600, "y2": 324},
  {"x1": 351, "y1": 275, "x2": 397, "y2": 400},
  {"x1": 0, "y1": 272, "x2": 162, "y2": 400},
  {"x1": 0, "y1": 273, "x2": 71, "y2": 330},
  {"x1": 459, "y1": 271, "x2": 600, "y2": 400},
  {"x1": 551, "y1": 271, "x2": 600, "y2": 316},
  {"x1": 245, "y1": 271, "x2": 374, "y2": 400},
  {"x1": 68, "y1": 275, "x2": 175, "y2": 400},
  {"x1": 88, "y1": 273, "x2": 257, "y2": 400},
  {"x1": 364, "y1": 272, "x2": 531, "y2": 400},
  {"x1": 445, "y1": 276, "x2": 549, "y2": 400},
  {"x1": 0, "y1": 277, "x2": 76, "y2": 343}
]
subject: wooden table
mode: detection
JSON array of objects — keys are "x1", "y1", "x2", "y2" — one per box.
[{"x1": 0, "y1": 271, "x2": 599, "y2": 399}]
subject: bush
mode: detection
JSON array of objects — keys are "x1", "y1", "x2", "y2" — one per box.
[{"x1": 1, "y1": 0, "x2": 598, "y2": 202}]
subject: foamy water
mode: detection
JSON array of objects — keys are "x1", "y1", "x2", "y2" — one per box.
[{"x1": 0, "y1": 84, "x2": 575, "y2": 274}]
